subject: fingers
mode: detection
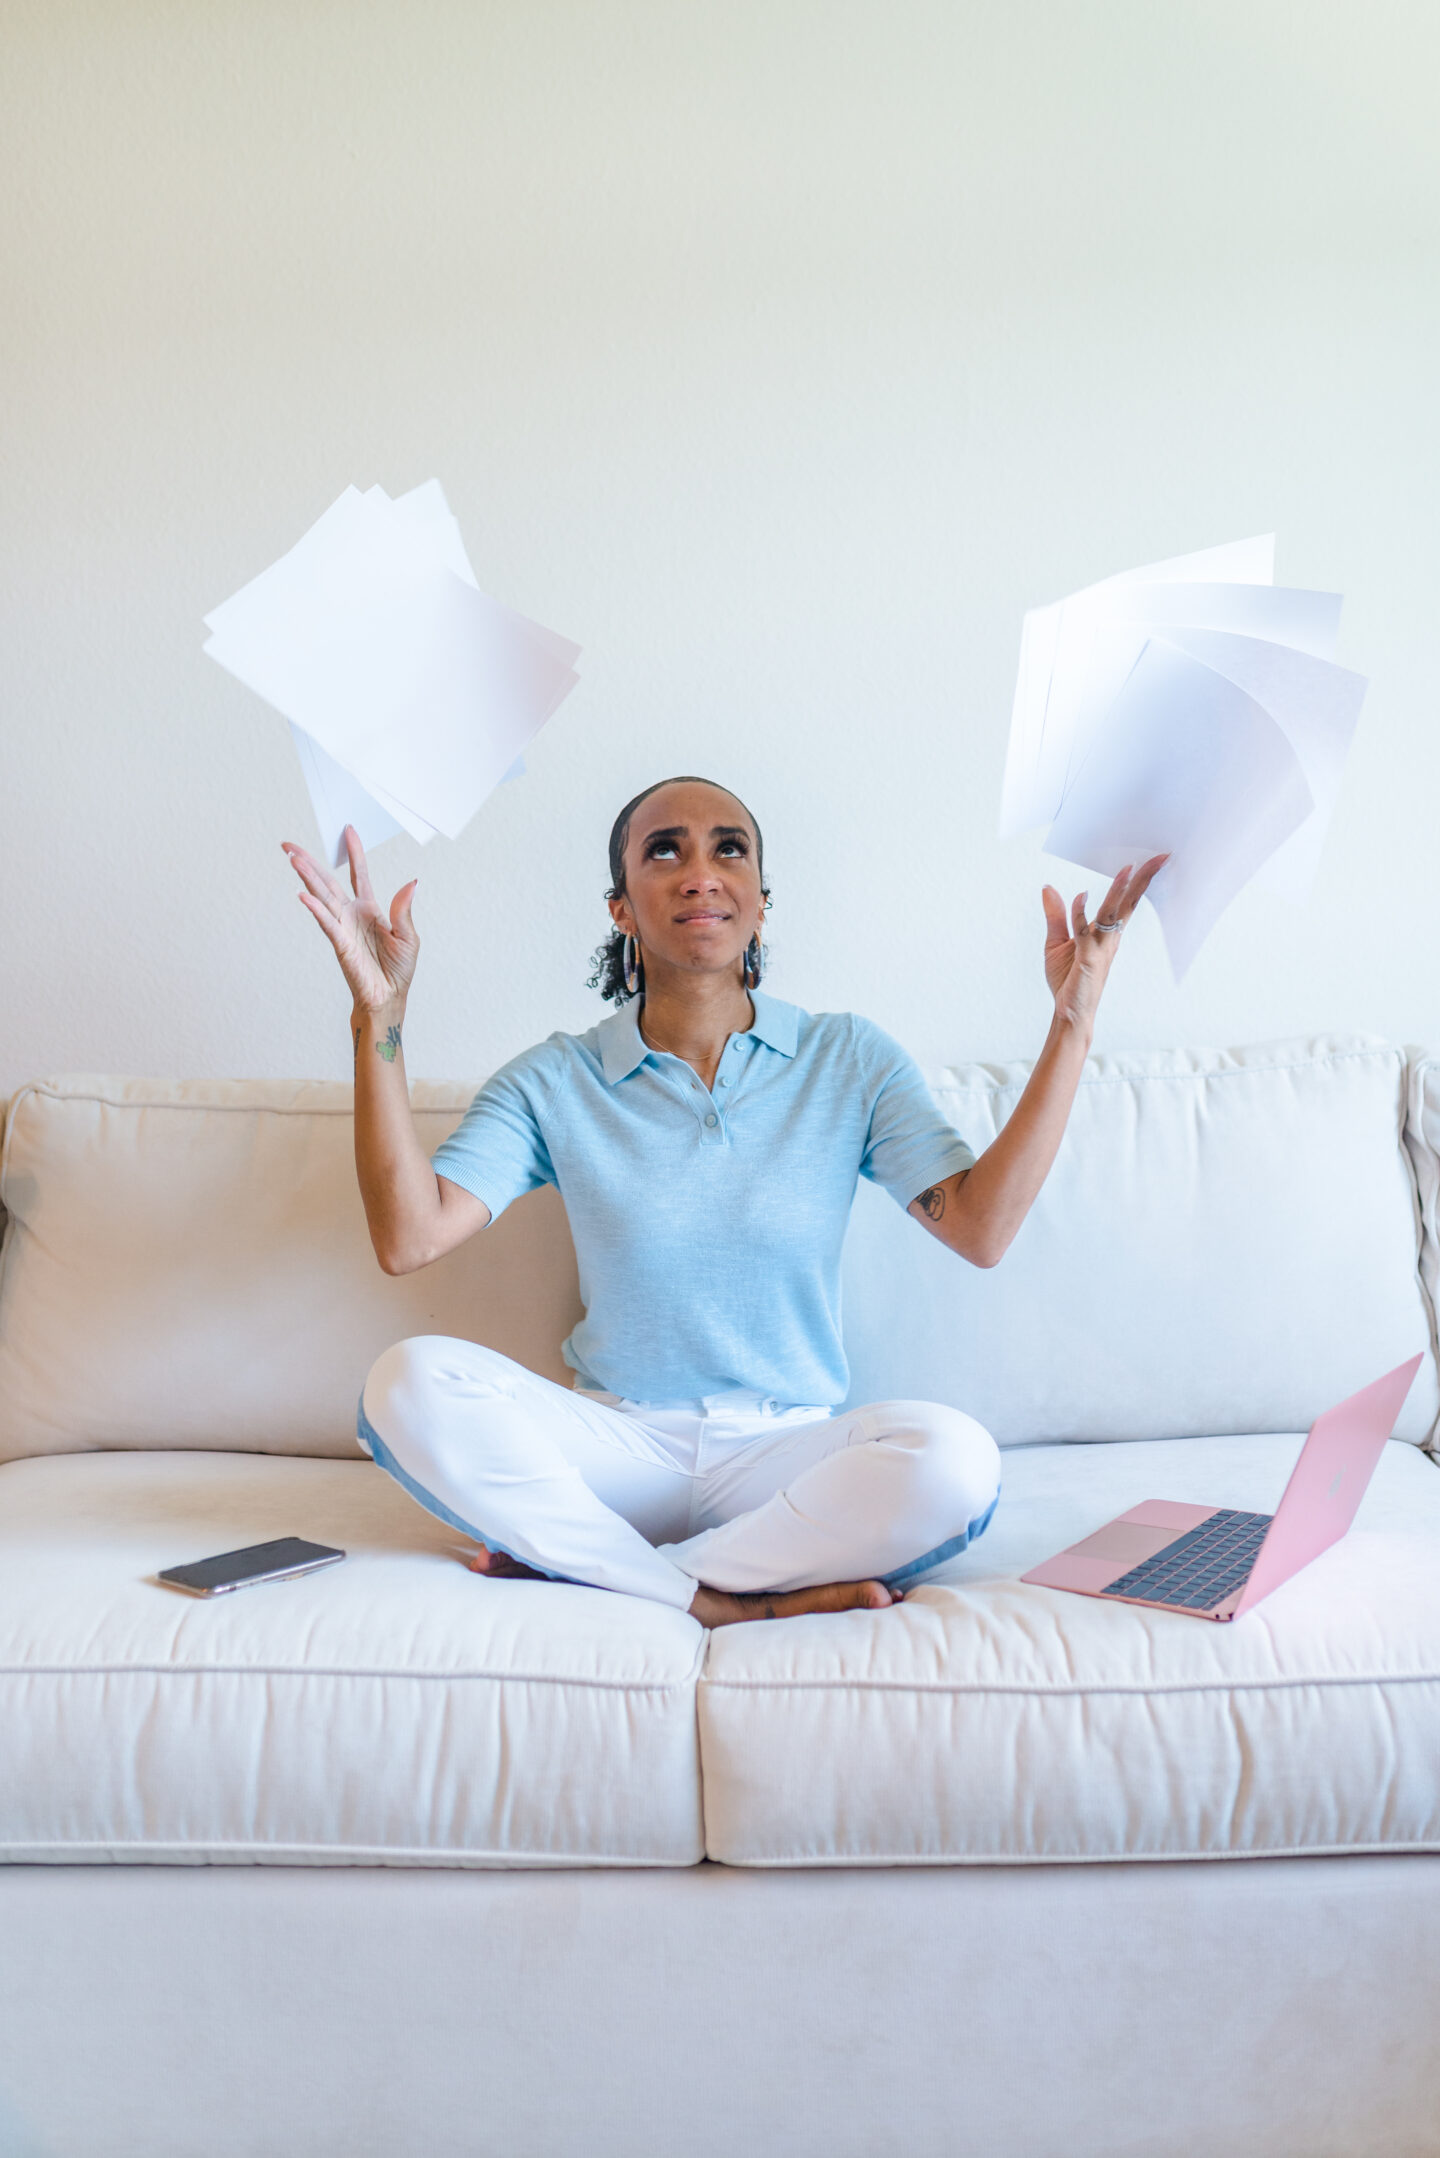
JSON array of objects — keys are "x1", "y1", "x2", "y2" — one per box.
[
  {"x1": 1122, "y1": 852, "x2": 1170, "y2": 911},
  {"x1": 296, "y1": 889, "x2": 348, "y2": 956},
  {"x1": 282, "y1": 840, "x2": 342, "y2": 903},
  {"x1": 285, "y1": 843, "x2": 346, "y2": 923},
  {"x1": 1102, "y1": 851, "x2": 1171, "y2": 927},
  {"x1": 343, "y1": 825, "x2": 377, "y2": 908},
  {"x1": 1040, "y1": 884, "x2": 1070, "y2": 948},
  {"x1": 1095, "y1": 864, "x2": 1133, "y2": 926},
  {"x1": 389, "y1": 877, "x2": 419, "y2": 941},
  {"x1": 1070, "y1": 889, "x2": 1089, "y2": 939}
]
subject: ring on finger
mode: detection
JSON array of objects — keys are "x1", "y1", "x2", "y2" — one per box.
[{"x1": 1092, "y1": 918, "x2": 1123, "y2": 933}]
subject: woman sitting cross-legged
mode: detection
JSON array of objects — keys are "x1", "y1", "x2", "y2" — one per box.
[{"x1": 283, "y1": 777, "x2": 1162, "y2": 1627}]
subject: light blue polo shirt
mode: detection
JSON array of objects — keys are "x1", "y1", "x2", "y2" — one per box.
[{"x1": 430, "y1": 990, "x2": 975, "y2": 1410}]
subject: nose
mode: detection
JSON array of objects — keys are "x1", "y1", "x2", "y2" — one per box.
[{"x1": 680, "y1": 862, "x2": 723, "y2": 893}]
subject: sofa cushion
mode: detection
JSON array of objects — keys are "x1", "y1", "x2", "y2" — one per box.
[
  {"x1": 699, "y1": 1433, "x2": 1440, "y2": 1866},
  {"x1": 0, "y1": 1076, "x2": 582, "y2": 1462},
  {"x1": 0, "y1": 1449, "x2": 704, "y2": 1866},
  {"x1": 842, "y1": 1036, "x2": 1439, "y2": 1444}
]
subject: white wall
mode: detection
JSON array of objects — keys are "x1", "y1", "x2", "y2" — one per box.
[{"x1": 4, "y1": 0, "x2": 1438, "y2": 1100}]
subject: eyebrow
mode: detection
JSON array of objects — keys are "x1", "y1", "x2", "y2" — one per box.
[{"x1": 641, "y1": 823, "x2": 751, "y2": 845}]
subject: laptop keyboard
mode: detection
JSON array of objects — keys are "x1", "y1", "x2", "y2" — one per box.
[{"x1": 1102, "y1": 1508, "x2": 1274, "y2": 1610}]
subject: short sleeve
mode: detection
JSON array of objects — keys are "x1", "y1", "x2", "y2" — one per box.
[
  {"x1": 430, "y1": 1043, "x2": 560, "y2": 1223},
  {"x1": 855, "y1": 1019, "x2": 976, "y2": 1208}
]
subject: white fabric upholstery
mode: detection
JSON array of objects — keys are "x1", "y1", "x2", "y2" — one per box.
[
  {"x1": 4, "y1": 1858, "x2": 1440, "y2": 2158},
  {"x1": 11, "y1": 1434, "x2": 1439, "y2": 1876},
  {"x1": 0, "y1": 1449, "x2": 704, "y2": 1866},
  {"x1": 2, "y1": 1045, "x2": 1436, "y2": 1466},
  {"x1": 700, "y1": 1432, "x2": 1440, "y2": 1866},
  {"x1": 0, "y1": 1076, "x2": 581, "y2": 1462},
  {"x1": 843, "y1": 1035, "x2": 1440, "y2": 1443}
]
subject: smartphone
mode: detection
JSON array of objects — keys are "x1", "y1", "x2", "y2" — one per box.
[{"x1": 156, "y1": 1536, "x2": 346, "y2": 1597}]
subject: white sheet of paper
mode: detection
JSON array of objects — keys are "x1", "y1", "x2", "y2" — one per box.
[
  {"x1": 389, "y1": 481, "x2": 534, "y2": 782},
  {"x1": 1149, "y1": 629, "x2": 1368, "y2": 902},
  {"x1": 205, "y1": 482, "x2": 580, "y2": 853},
  {"x1": 1002, "y1": 535, "x2": 1277, "y2": 839},
  {"x1": 277, "y1": 568, "x2": 579, "y2": 839},
  {"x1": 1042, "y1": 640, "x2": 1314, "y2": 981},
  {"x1": 1006, "y1": 579, "x2": 1341, "y2": 839},
  {"x1": 288, "y1": 723, "x2": 406, "y2": 864}
]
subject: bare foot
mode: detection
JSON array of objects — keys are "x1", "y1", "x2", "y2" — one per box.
[
  {"x1": 688, "y1": 1579, "x2": 902, "y2": 1627},
  {"x1": 467, "y1": 1543, "x2": 548, "y2": 1583}
]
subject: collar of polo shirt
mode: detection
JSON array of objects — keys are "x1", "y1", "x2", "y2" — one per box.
[{"x1": 596, "y1": 988, "x2": 799, "y2": 1085}]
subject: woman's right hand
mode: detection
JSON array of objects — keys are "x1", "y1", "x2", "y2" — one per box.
[{"x1": 282, "y1": 826, "x2": 419, "y2": 1014}]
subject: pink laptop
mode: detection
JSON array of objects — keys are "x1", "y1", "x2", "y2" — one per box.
[{"x1": 1022, "y1": 1355, "x2": 1423, "y2": 1622}]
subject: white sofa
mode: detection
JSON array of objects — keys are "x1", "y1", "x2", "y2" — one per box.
[{"x1": 2, "y1": 1036, "x2": 1439, "y2": 2158}]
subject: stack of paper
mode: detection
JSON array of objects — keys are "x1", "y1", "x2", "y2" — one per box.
[
  {"x1": 1001, "y1": 535, "x2": 1368, "y2": 978},
  {"x1": 204, "y1": 481, "x2": 581, "y2": 865}
]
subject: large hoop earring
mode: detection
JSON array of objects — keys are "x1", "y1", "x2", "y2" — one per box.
[
  {"x1": 622, "y1": 934, "x2": 642, "y2": 998},
  {"x1": 744, "y1": 933, "x2": 763, "y2": 989}
]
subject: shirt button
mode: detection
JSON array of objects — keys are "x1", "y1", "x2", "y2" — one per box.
[
  {"x1": 704, "y1": 1113, "x2": 718, "y2": 1127},
  {"x1": 719, "y1": 1077, "x2": 729, "y2": 1087}
]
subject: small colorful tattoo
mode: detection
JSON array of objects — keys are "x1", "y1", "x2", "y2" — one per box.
[{"x1": 376, "y1": 1024, "x2": 402, "y2": 1063}]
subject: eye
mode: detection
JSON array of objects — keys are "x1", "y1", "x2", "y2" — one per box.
[
  {"x1": 645, "y1": 839, "x2": 680, "y2": 859},
  {"x1": 719, "y1": 839, "x2": 748, "y2": 857}
]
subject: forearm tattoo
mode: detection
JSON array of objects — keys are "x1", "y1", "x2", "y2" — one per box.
[
  {"x1": 918, "y1": 1184, "x2": 946, "y2": 1220},
  {"x1": 376, "y1": 1023, "x2": 403, "y2": 1063}
]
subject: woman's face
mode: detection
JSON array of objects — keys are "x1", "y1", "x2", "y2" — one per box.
[{"x1": 609, "y1": 780, "x2": 766, "y2": 991}]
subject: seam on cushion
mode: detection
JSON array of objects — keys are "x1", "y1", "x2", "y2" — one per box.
[
  {"x1": 6, "y1": 1841, "x2": 1440, "y2": 1867},
  {"x1": 697, "y1": 1670, "x2": 1440, "y2": 1698},
  {"x1": 1, "y1": 1659, "x2": 706, "y2": 1688},
  {"x1": 0, "y1": 1841, "x2": 702, "y2": 1866},
  {"x1": 932, "y1": 1046, "x2": 1400, "y2": 1101},
  {"x1": 5, "y1": 1083, "x2": 475, "y2": 1122},
  {"x1": 15, "y1": 1044, "x2": 1398, "y2": 1124},
  {"x1": 707, "y1": 1839, "x2": 1440, "y2": 1868}
]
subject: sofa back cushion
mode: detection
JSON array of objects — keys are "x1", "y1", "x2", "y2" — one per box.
[
  {"x1": 842, "y1": 1037, "x2": 1439, "y2": 1446},
  {"x1": 0, "y1": 1077, "x2": 580, "y2": 1463},
  {"x1": 2, "y1": 1043, "x2": 1437, "y2": 1462}
]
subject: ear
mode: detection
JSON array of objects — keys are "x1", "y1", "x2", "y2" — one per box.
[{"x1": 608, "y1": 894, "x2": 633, "y2": 933}]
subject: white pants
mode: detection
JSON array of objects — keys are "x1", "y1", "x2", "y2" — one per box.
[{"x1": 359, "y1": 1337, "x2": 1001, "y2": 1611}]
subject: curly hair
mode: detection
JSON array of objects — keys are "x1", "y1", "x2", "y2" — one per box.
[{"x1": 586, "y1": 775, "x2": 771, "y2": 1005}]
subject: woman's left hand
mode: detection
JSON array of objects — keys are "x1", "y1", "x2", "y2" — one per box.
[{"x1": 1042, "y1": 855, "x2": 1169, "y2": 1033}]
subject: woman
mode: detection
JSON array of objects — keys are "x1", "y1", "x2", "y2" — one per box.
[{"x1": 283, "y1": 776, "x2": 1162, "y2": 1627}]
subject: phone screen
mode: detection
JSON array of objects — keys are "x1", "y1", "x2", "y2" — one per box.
[{"x1": 157, "y1": 1537, "x2": 345, "y2": 1596}]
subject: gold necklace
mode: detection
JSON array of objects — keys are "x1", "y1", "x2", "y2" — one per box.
[
  {"x1": 639, "y1": 1007, "x2": 741, "y2": 1066},
  {"x1": 639, "y1": 988, "x2": 755, "y2": 1066}
]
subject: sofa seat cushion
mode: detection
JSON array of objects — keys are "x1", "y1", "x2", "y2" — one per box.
[
  {"x1": 0, "y1": 1451, "x2": 704, "y2": 1866},
  {"x1": 699, "y1": 1433, "x2": 1440, "y2": 1866}
]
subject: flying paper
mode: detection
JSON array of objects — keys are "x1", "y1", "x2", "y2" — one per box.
[
  {"x1": 204, "y1": 482, "x2": 581, "y2": 864},
  {"x1": 1002, "y1": 537, "x2": 1368, "y2": 978}
]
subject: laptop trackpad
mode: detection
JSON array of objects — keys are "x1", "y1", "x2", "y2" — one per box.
[{"x1": 1065, "y1": 1520, "x2": 1179, "y2": 1566}]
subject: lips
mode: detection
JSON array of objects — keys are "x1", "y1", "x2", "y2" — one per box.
[{"x1": 676, "y1": 911, "x2": 729, "y2": 923}]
